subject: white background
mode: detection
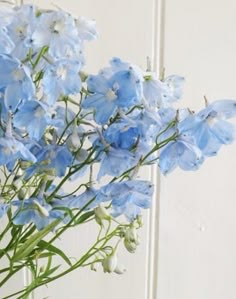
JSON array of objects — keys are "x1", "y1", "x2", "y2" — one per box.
[{"x1": 2, "y1": 0, "x2": 236, "y2": 298}]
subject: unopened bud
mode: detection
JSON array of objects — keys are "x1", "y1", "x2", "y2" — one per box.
[
  {"x1": 125, "y1": 226, "x2": 139, "y2": 244},
  {"x1": 124, "y1": 226, "x2": 140, "y2": 253},
  {"x1": 20, "y1": 161, "x2": 32, "y2": 169},
  {"x1": 67, "y1": 131, "x2": 81, "y2": 152},
  {"x1": 75, "y1": 149, "x2": 88, "y2": 162},
  {"x1": 91, "y1": 262, "x2": 99, "y2": 272},
  {"x1": 102, "y1": 251, "x2": 118, "y2": 273},
  {"x1": 137, "y1": 215, "x2": 143, "y2": 227},
  {"x1": 114, "y1": 263, "x2": 127, "y2": 275},
  {"x1": 18, "y1": 187, "x2": 27, "y2": 200},
  {"x1": 94, "y1": 205, "x2": 111, "y2": 221},
  {"x1": 124, "y1": 238, "x2": 138, "y2": 253}
]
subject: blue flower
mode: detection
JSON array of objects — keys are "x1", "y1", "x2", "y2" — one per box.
[
  {"x1": 0, "y1": 28, "x2": 15, "y2": 54},
  {"x1": 82, "y1": 59, "x2": 143, "y2": 124},
  {"x1": 42, "y1": 59, "x2": 82, "y2": 106},
  {"x1": 31, "y1": 10, "x2": 80, "y2": 59},
  {"x1": 143, "y1": 74, "x2": 184, "y2": 108},
  {"x1": 97, "y1": 147, "x2": 137, "y2": 179},
  {"x1": 6, "y1": 5, "x2": 36, "y2": 59},
  {"x1": 0, "y1": 54, "x2": 35, "y2": 111},
  {"x1": 0, "y1": 203, "x2": 9, "y2": 219},
  {"x1": 159, "y1": 134, "x2": 204, "y2": 174},
  {"x1": 100, "y1": 180, "x2": 154, "y2": 220},
  {"x1": 13, "y1": 100, "x2": 51, "y2": 140},
  {"x1": 13, "y1": 197, "x2": 62, "y2": 231},
  {"x1": 53, "y1": 188, "x2": 100, "y2": 211},
  {"x1": 0, "y1": 136, "x2": 36, "y2": 166},
  {"x1": 75, "y1": 16, "x2": 98, "y2": 41},
  {"x1": 180, "y1": 100, "x2": 236, "y2": 156},
  {"x1": 26, "y1": 144, "x2": 73, "y2": 178}
]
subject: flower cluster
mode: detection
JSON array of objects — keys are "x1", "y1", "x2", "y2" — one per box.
[{"x1": 0, "y1": 2, "x2": 236, "y2": 297}]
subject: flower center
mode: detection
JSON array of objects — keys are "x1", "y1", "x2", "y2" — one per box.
[
  {"x1": 15, "y1": 25, "x2": 27, "y2": 39},
  {"x1": 51, "y1": 20, "x2": 65, "y2": 34},
  {"x1": 56, "y1": 65, "x2": 67, "y2": 80},
  {"x1": 12, "y1": 68, "x2": 25, "y2": 81},
  {"x1": 106, "y1": 89, "x2": 117, "y2": 101},
  {"x1": 34, "y1": 106, "x2": 44, "y2": 118}
]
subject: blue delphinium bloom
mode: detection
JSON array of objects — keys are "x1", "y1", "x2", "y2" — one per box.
[
  {"x1": 53, "y1": 187, "x2": 100, "y2": 210},
  {"x1": 98, "y1": 148, "x2": 137, "y2": 179},
  {"x1": 75, "y1": 16, "x2": 98, "y2": 41},
  {"x1": 0, "y1": 6, "x2": 14, "y2": 28},
  {"x1": 42, "y1": 59, "x2": 82, "y2": 106},
  {"x1": 0, "y1": 54, "x2": 35, "y2": 111},
  {"x1": 100, "y1": 180, "x2": 154, "y2": 220},
  {"x1": 31, "y1": 10, "x2": 80, "y2": 59},
  {"x1": 13, "y1": 100, "x2": 51, "y2": 140},
  {"x1": 13, "y1": 197, "x2": 63, "y2": 231},
  {"x1": 0, "y1": 28, "x2": 15, "y2": 54},
  {"x1": 159, "y1": 134, "x2": 204, "y2": 174},
  {"x1": 143, "y1": 73, "x2": 184, "y2": 108},
  {"x1": 25, "y1": 144, "x2": 73, "y2": 178},
  {"x1": 7, "y1": 5, "x2": 36, "y2": 59},
  {"x1": 0, "y1": 203, "x2": 9, "y2": 219},
  {"x1": 180, "y1": 99, "x2": 236, "y2": 156},
  {"x1": 0, "y1": 136, "x2": 36, "y2": 166},
  {"x1": 82, "y1": 59, "x2": 143, "y2": 124}
]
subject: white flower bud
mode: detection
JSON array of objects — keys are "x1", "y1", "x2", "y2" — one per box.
[
  {"x1": 125, "y1": 226, "x2": 139, "y2": 244},
  {"x1": 137, "y1": 215, "x2": 144, "y2": 227},
  {"x1": 18, "y1": 187, "x2": 27, "y2": 200},
  {"x1": 94, "y1": 205, "x2": 111, "y2": 221},
  {"x1": 124, "y1": 238, "x2": 138, "y2": 253},
  {"x1": 91, "y1": 262, "x2": 99, "y2": 272},
  {"x1": 75, "y1": 148, "x2": 88, "y2": 162},
  {"x1": 20, "y1": 161, "x2": 32, "y2": 169},
  {"x1": 102, "y1": 251, "x2": 118, "y2": 273},
  {"x1": 114, "y1": 263, "x2": 127, "y2": 275},
  {"x1": 124, "y1": 226, "x2": 140, "y2": 253},
  {"x1": 67, "y1": 131, "x2": 81, "y2": 152}
]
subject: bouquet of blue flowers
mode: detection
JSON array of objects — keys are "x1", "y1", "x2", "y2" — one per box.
[{"x1": 0, "y1": 1, "x2": 236, "y2": 298}]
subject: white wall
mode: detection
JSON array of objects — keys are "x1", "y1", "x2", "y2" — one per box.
[{"x1": 158, "y1": 1, "x2": 236, "y2": 299}]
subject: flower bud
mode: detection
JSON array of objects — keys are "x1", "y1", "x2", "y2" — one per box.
[
  {"x1": 137, "y1": 215, "x2": 143, "y2": 227},
  {"x1": 124, "y1": 226, "x2": 140, "y2": 253},
  {"x1": 18, "y1": 187, "x2": 27, "y2": 200},
  {"x1": 91, "y1": 262, "x2": 99, "y2": 272},
  {"x1": 125, "y1": 226, "x2": 139, "y2": 244},
  {"x1": 124, "y1": 238, "x2": 138, "y2": 253},
  {"x1": 102, "y1": 251, "x2": 118, "y2": 273},
  {"x1": 114, "y1": 263, "x2": 127, "y2": 275},
  {"x1": 20, "y1": 161, "x2": 32, "y2": 169},
  {"x1": 67, "y1": 131, "x2": 81, "y2": 152},
  {"x1": 94, "y1": 205, "x2": 111, "y2": 221},
  {"x1": 75, "y1": 149, "x2": 88, "y2": 162}
]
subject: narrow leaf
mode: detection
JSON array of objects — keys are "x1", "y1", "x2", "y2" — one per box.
[
  {"x1": 38, "y1": 240, "x2": 72, "y2": 266},
  {"x1": 12, "y1": 219, "x2": 61, "y2": 262}
]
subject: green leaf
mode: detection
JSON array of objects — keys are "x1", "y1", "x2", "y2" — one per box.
[
  {"x1": 12, "y1": 219, "x2": 61, "y2": 262},
  {"x1": 75, "y1": 211, "x2": 94, "y2": 225},
  {"x1": 37, "y1": 240, "x2": 72, "y2": 266},
  {"x1": 41, "y1": 265, "x2": 60, "y2": 278}
]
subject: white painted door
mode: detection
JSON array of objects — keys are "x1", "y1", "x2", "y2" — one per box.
[{"x1": 158, "y1": 1, "x2": 236, "y2": 299}]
